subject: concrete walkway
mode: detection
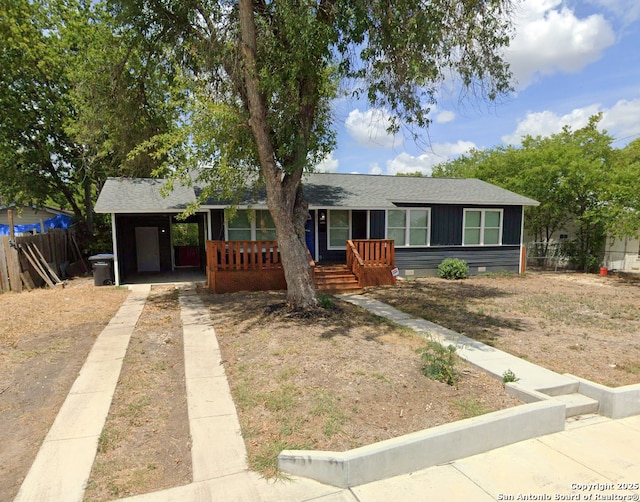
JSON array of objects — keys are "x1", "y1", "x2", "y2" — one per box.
[
  {"x1": 13, "y1": 285, "x2": 640, "y2": 502},
  {"x1": 14, "y1": 284, "x2": 151, "y2": 502}
]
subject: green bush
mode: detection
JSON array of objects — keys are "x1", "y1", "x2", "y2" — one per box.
[
  {"x1": 437, "y1": 258, "x2": 469, "y2": 280},
  {"x1": 418, "y1": 341, "x2": 460, "y2": 386}
]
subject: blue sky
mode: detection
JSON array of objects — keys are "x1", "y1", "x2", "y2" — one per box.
[{"x1": 316, "y1": 0, "x2": 640, "y2": 175}]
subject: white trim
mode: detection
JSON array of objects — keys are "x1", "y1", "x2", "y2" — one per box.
[
  {"x1": 224, "y1": 209, "x2": 276, "y2": 241},
  {"x1": 111, "y1": 213, "x2": 120, "y2": 286},
  {"x1": 385, "y1": 208, "x2": 431, "y2": 247},
  {"x1": 327, "y1": 209, "x2": 351, "y2": 250},
  {"x1": 462, "y1": 208, "x2": 504, "y2": 246},
  {"x1": 314, "y1": 210, "x2": 319, "y2": 262}
]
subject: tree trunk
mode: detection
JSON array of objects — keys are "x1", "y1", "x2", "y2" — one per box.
[{"x1": 238, "y1": 0, "x2": 317, "y2": 310}]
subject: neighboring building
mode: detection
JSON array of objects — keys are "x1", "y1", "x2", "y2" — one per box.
[
  {"x1": 95, "y1": 173, "x2": 539, "y2": 286},
  {"x1": 0, "y1": 205, "x2": 73, "y2": 236},
  {"x1": 604, "y1": 233, "x2": 640, "y2": 273}
]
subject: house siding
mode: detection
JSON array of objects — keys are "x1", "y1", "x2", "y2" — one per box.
[
  {"x1": 394, "y1": 204, "x2": 523, "y2": 246},
  {"x1": 395, "y1": 246, "x2": 521, "y2": 277}
]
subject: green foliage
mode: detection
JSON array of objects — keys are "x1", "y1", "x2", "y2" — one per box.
[
  {"x1": 502, "y1": 369, "x2": 520, "y2": 384},
  {"x1": 433, "y1": 114, "x2": 621, "y2": 271},
  {"x1": 418, "y1": 341, "x2": 460, "y2": 386},
  {"x1": 317, "y1": 293, "x2": 334, "y2": 310},
  {"x1": 172, "y1": 223, "x2": 199, "y2": 247},
  {"x1": 437, "y1": 258, "x2": 469, "y2": 280}
]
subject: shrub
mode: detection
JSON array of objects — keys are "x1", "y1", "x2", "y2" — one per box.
[
  {"x1": 502, "y1": 369, "x2": 520, "y2": 384},
  {"x1": 437, "y1": 258, "x2": 469, "y2": 280},
  {"x1": 418, "y1": 341, "x2": 460, "y2": 386}
]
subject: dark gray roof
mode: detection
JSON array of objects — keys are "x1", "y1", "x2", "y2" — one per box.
[
  {"x1": 299, "y1": 173, "x2": 539, "y2": 208},
  {"x1": 95, "y1": 178, "x2": 197, "y2": 213},
  {"x1": 95, "y1": 173, "x2": 538, "y2": 213}
]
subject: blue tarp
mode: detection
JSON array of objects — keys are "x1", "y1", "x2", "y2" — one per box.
[{"x1": 0, "y1": 213, "x2": 73, "y2": 235}]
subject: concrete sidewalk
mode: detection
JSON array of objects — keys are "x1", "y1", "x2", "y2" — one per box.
[
  {"x1": 14, "y1": 284, "x2": 640, "y2": 502},
  {"x1": 14, "y1": 284, "x2": 151, "y2": 502}
]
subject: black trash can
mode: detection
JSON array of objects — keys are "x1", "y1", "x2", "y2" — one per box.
[{"x1": 89, "y1": 254, "x2": 114, "y2": 286}]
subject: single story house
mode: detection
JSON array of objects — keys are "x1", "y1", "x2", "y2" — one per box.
[
  {"x1": 0, "y1": 205, "x2": 73, "y2": 236},
  {"x1": 94, "y1": 172, "x2": 539, "y2": 286}
]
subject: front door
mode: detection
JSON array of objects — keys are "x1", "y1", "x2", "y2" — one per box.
[
  {"x1": 305, "y1": 210, "x2": 315, "y2": 261},
  {"x1": 135, "y1": 226, "x2": 160, "y2": 272}
]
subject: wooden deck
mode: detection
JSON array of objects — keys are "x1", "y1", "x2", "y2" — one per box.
[{"x1": 206, "y1": 239, "x2": 396, "y2": 294}]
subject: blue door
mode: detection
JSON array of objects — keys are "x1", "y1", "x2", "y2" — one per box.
[{"x1": 305, "y1": 210, "x2": 315, "y2": 260}]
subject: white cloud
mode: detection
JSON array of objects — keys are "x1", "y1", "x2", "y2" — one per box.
[
  {"x1": 369, "y1": 163, "x2": 383, "y2": 175},
  {"x1": 501, "y1": 98, "x2": 640, "y2": 145},
  {"x1": 385, "y1": 141, "x2": 476, "y2": 176},
  {"x1": 344, "y1": 108, "x2": 402, "y2": 148},
  {"x1": 501, "y1": 105, "x2": 601, "y2": 144},
  {"x1": 315, "y1": 152, "x2": 339, "y2": 172},
  {"x1": 436, "y1": 110, "x2": 456, "y2": 124},
  {"x1": 601, "y1": 98, "x2": 640, "y2": 139},
  {"x1": 588, "y1": 0, "x2": 640, "y2": 26},
  {"x1": 506, "y1": 0, "x2": 616, "y2": 88}
]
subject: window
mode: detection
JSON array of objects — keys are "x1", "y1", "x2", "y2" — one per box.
[
  {"x1": 386, "y1": 209, "x2": 430, "y2": 247},
  {"x1": 463, "y1": 209, "x2": 503, "y2": 245},
  {"x1": 255, "y1": 210, "x2": 276, "y2": 240},
  {"x1": 328, "y1": 210, "x2": 350, "y2": 248},
  {"x1": 226, "y1": 209, "x2": 276, "y2": 241},
  {"x1": 227, "y1": 210, "x2": 252, "y2": 241}
]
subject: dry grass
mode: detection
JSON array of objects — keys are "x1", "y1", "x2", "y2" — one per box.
[
  {"x1": 200, "y1": 289, "x2": 520, "y2": 478},
  {"x1": 84, "y1": 287, "x2": 191, "y2": 501},
  {"x1": 365, "y1": 272, "x2": 640, "y2": 387}
]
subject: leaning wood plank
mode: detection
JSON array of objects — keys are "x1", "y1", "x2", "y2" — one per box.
[
  {"x1": 30, "y1": 243, "x2": 63, "y2": 284},
  {"x1": 0, "y1": 236, "x2": 10, "y2": 292},
  {"x1": 4, "y1": 238, "x2": 22, "y2": 292},
  {"x1": 70, "y1": 232, "x2": 89, "y2": 273},
  {"x1": 20, "y1": 245, "x2": 55, "y2": 288},
  {"x1": 20, "y1": 270, "x2": 34, "y2": 290}
]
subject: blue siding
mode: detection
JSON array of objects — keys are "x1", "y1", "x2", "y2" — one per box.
[{"x1": 395, "y1": 246, "x2": 521, "y2": 277}]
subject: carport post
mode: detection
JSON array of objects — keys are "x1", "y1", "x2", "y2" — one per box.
[{"x1": 110, "y1": 213, "x2": 121, "y2": 286}]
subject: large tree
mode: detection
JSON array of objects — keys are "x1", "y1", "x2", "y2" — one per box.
[
  {"x1": 117, "y1": 0, "x2": 516, "y2": 309},
  {"x1": 0, "y1": 0, "x2": 178, "y2": 238},
  {"x1": 433, "y1": 114, "x2": 617, "y2": 271}
]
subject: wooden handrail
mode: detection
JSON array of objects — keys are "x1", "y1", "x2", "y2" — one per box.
[
  {"x1": 349, "y1": 239, "x2": 395, "y2": 267},
  {"x1": 207, "y1": 240, "x2": 282, "y2": 272}
]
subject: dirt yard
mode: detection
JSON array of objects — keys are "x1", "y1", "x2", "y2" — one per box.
[
  {"x1": 202, "y1": 290, "x2": 520, "y2": 477},
  {"x1": 0, "y1": 278, "x2": 129, "y2": 502},
  {"x1": 365, "y1": 272, "x2": 640, "y2": 387},
  {"x1": 1, "y1": 271, "x2": 638, "y2": 497}
]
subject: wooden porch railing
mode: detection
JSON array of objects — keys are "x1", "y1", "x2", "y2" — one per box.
[
  {"x1": 346, "y1": 239, "x2": 396, "y2": 288},
  {"x1": 206, "y1": 240, "x2": 286, "y2": 294},
  {"x1": 207, "y1": 240, "x2": 282, "y2": 271}
]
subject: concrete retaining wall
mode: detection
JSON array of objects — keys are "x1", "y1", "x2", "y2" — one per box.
[
  {"x1": 278, "y1": 400, "x2": 565, "y2": 488},
  {"x1": 567, "y1": 374, "x2": 640, "y2": 419}
]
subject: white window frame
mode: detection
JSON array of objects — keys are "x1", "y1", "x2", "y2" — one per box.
[
  {"x1": 385, "y1": 208, "x2": 431, "y2": 247},
  {"x1": 225, "y1": 209, "x2": 277, "y2": 241},
  {"x1": 327, "y1": 209, "x2": 351, "y2": 250},
  {"x1": 463, "y1": 208, "x2": 504, "y2": 246}
]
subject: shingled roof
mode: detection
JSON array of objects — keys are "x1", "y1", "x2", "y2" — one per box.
[
  {"x1": 95, "y1": 178, "x2": 197, "y2": 213},
  {"x1": 95, "y1": 173, "x2": 538, "y2": 213}
]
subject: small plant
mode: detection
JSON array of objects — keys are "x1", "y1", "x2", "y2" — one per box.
[
  {"x1": 437, "y1": 258, "x2": 469, "y2": 280},
  {"x1": 454, "y1": 397, "x2": 490, "y2": 419},
  {"x1": 502, "y1": 369, "x2": 520, "y2": 383},
  {"x1": 318, "y1": 293, "x2": 334, "y2": 309},
  {"x1": 418, "y1": 341, "x2": 460, "y2": 386}
]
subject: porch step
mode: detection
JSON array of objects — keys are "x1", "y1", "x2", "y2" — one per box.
[
  {"x1": 314, "y1": 266, "x2": 363, "y2": 294},
  {"x1": 551, "y1": 393, "x2": 600, "y2": 418}
]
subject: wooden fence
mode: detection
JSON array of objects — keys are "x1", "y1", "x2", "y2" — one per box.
[{"x1": 0, "y1": 229, "x2": 87, "y2": 293}]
